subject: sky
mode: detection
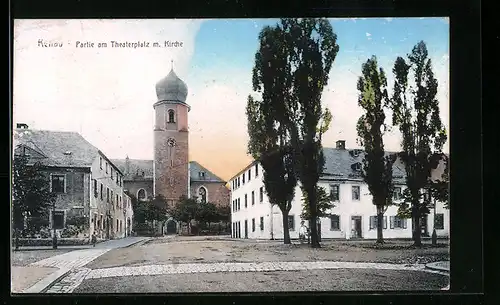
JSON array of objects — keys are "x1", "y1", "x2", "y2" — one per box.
[{"x1": 13, "y1": 18, "x2": 449, "y2": 181}]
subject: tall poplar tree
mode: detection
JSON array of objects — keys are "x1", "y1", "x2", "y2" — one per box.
[{"x1": 390, "y1": 41, "x2": 447, "y2": 247}]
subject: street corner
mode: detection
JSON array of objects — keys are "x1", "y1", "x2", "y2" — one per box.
[{"x1": 11, "y1": 265, "x2": 60, "y2": 293}]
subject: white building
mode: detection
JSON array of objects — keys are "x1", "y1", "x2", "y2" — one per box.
[{"x1": 229, "y1": 140, "x2": 449, "y2": 241}]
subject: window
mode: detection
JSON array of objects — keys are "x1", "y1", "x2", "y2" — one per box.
[
  {"x1": 259, "y1": 187, "x2": 264, "y2": 202},
  {"x1": 237, "y1": 198, "x2": 240, "y2": 210},
  {"x1": 106, "y1": 162, "x2": 108, "y2": 174},
  {"x1": 330, "y1": 184, "x2": 340, "y2": 201},
  {"x1": 137, "y1": 189, "x2": 146, "y2": 201},
  {"x1": 251, "y1": 191, "x2": 255, "y2": 205},
  {"x1": 369, "y1": 216, "x2": 387, "y2": 230},
  {"x1": 198, "y1": 186, "x2": 207, "y2": 203},
  {"x1": 116, "y1": 194, "x2": 119, "y2": 207},
  {"x1": 100, "y1": 183, "x2": 103, "y2": 200},
  {"x1": 106, "y1": 188, "x2": 110, "y2": 203},
  {"x1": 111, "y1": 168, "x2": 114, "y2": 179},
  {"x1": 255, "y1": 163, "x2": 259, "y2": 177},
  {"x1": 252, "y1": 218, "x2": 255, "y2": 232},
  {"x1": 116, "y1": 219, "x2": 119, "y2": 232},
  {"x1": 435, "y1": 214, "x2": 444, "y2": 230},
  {"x1": 167, "y1": 109, "x2": 175, "y2": 123},
  {"x1": 244, "y1": 194, "x2": 247, "y2": 208},
  {"x1": 111, "y1": 190, "x2": 114, "y2": 204},
  {"x1": 330, "y1": 215, "x2": 340, "y2": 230},
  {"x1": 352, "y1": 185, "x2": 360, "y2": 201},
  {"x1": 51, "y1": 175, "x2": 65, "y2": 193},
  {"x1": 248, "y1": 169, "x2": 251, "y2": 181},
  {"x1": 93, "y1": 179, "x2": 98, "y2": 198},
  {"x1": 100, "y1": 157, "x2": 103, "y2": 169},
  {"x1": 288, "y1": 215, "x2": 295, "y2": 231},
  {"x1": 242, "y1": 173, "x2": 245, "y2": 184},
  {"x1": 52, "y1": 210, "x2": 65, "y2": 229},
  {"x1": 390, "y1": 216, "x2": 407, "y2": 229},
  {"x1": 260, "y1": 217, "x2": 264, "y2": 231},
  {"x1": 199, "y1": 171, "x2": 206, "y2": 178},
  {"x1": 393, "y1": 187, "x2": 402, "y2": 201}
]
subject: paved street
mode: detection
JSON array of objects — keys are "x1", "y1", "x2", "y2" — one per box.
[{"x1": 34, "y1": 236, "x2": 449, "y2": 293}]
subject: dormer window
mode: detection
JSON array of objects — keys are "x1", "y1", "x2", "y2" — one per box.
[
  {"x1": 351, "y1": 149, "x2": 362, "y2": 157},
  {"x1": 199, "y1": 171, "x2": 206, "y2": 178},
  {"x1": 351, "y1": 162, "x2": 362, "y2": 171},
  {"x1": 167, "y1": 109, "x2": 176, "y2": 123}
]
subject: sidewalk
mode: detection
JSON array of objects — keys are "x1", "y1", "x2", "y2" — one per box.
[
  {"x1": 14, "y1": 237, "x2": 149, "y2": 294},
  {"x1": 12, "y1": 236, "x2": 147, "y2": 251}
]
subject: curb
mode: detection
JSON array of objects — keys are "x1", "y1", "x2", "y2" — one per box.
[
  {"x1": 425, "y1": 262, "x2": 449, "y2": 273},
  {"x1": 22, "y1": 267, "x2": 71, "y2": 294},
  {"x1": 123, "y1": 238, "x2": 151, "y2": 248}
]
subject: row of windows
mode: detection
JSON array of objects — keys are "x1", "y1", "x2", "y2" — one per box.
[
  {"x1": 99, "y1": 157, "x2": 123, "y2": 187},
  {"x1": 232, "y1": 163, "x2": 260, "y2": 190},
  {"x1": 329, "y1": 184, "x2": 403, "y2": 201},
  {"x1": 93, "y1": 179, "x2": 126, "y2": 209},
  {"x1": 93, "y1": 215, "x2": 126, "y2": 233},
  {"x1": 368, "y1": 214, "x2": 445, "y2": 230},
  {"x1": 232, "y1": 186, "x2": 264, "y2": 211},
  {"x1": 285, "y1": 215, "x2": 341, "y2": 231},
  {"x1": 231, "y1": 217, "x2": 265, "y2": 237}
]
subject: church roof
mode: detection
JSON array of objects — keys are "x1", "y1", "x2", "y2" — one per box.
[
  {"x1": 189, "y1": 161, "x2": 225, "y2": 183},
  {"x1": 111, "y1": 159, "x2": 225, "y2": 183},
  {"x1": 155, "y1": 68, "x2": 188, "y2": 104},
  {"x1": 14, "y1": 128, "x2": 99, "y2": 168}
]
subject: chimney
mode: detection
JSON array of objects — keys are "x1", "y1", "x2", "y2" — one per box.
[
  {"x1": 17, "y1": 123, "x2": 29, "y2": 129},
  {"x1": 336, "y1": 140, "x2": 346, "y2": 150}
]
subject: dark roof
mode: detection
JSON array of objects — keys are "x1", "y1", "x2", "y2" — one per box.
[
  {"x1": 228, "y1": 147, "x2": 408, "y2": 184},
  {"x1": 189, "y1": 161, "x2": 225, "y2": 183},
  {"x1": 14, "y1": 129, "x2": 99, "y2": 168},
  {"x1": 321, "y1": 147, "x2": 407, "y2": 184},
  {"x1": 111, "y1": 159, "x2": 154, "y2": 180},
  {"x1": 111, "y1": 159, "x2": 225, "y2": 183}
]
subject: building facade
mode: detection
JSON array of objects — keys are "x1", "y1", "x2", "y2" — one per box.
[
  {"x1": 229, "y1": 140, "x2": 449, "y2": 240},
  {"x1": 13, "y1": 124, "x2": 131, "y2": 240}
]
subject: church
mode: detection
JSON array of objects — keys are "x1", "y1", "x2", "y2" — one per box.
[{"x1": 111, "y1": 65, "x2": 230, "y2": 234}]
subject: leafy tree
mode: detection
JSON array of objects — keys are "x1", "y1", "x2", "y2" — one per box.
[
  {"x1": 390, "y1": 41, "x2": 448, "y2": 247},
  {"x1": 169, "y1": 195, "x2": 199, "y2": 234},
  {"x1": 12, "y1": 153, "x2": 56, "y2": 249},
  {"x1": 355, "y1": 56, "x2": 398, "y2": 244},
  {"x1": 246, "y1": 23, "x2": 298, "y2": 244},
  {"x1": 280, "y1": 18, "x2": 339, "y2": 248},
  {"x1": 300, "y1": 185, "x2": 335, "y2": 220},
  {"x1": 196, "y1": 202, "x2": 218, "y2": 230}
]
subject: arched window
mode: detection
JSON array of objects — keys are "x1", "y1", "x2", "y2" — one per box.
[
  {"x1": 137, "y1": 188, "x2": 147, "y2": 201},
  {"x1": 167, "y1": 109, "x2": 175, "y2": 123},
  {"x1": 198, "y1": 186, "x2": 207, "y2": 204}
]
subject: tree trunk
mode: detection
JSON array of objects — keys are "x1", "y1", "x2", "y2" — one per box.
[
  {"x1": 412, "y1": 201, "x2": 422, "y2": 247},
  {"x1": 376, "y1": 205, "x2": 384, "y2": 244},
  {"x1": 308, "y1": 187, "x2": 321, "y2": 248},
  {"x1": 281, "y1": 209, "x2": 291, "y2": 244}
]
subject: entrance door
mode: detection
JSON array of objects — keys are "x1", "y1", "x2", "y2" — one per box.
[
  {"x1": 351, "y1": 216, "x2": 362, "y2": 239},
  {"x1": 244, "y1": 220, "x2": 248, "y2": 239},
  {"x1": 166, "y1": 220, "x2": 177, "y2": 234}
]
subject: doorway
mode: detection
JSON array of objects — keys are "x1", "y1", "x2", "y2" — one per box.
[
  {"x1": 244, "y1": 220, "x2": 248, "y2": 239},
  {"x1": 166, "y1": 220, "x2": 177, "y2": 234},
  {"x1": 351, "y1": 216, "x2": 363, "y2": 239},
  {"x1": 421, "y1": 215, "x2": 429, "y2": 237}
]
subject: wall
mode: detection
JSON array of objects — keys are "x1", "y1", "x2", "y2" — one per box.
[
  {"x1": 89, "y1": 154, "x2": 126, "y2": 239},
  {"x1": 230, "y1": 162, "x2": 450, "y2": 240},
  {"x1": 123, "y1": 179, "x2": 154, "y2": 201},
  {"x1": 190, "y1": 181, "x2": 230, "y2": 208}
]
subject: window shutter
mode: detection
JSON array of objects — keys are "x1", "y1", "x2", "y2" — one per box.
[
  {"x1": 383, "y1": 216, "x2": 387, "y2": 229},
  {"x1": 403, "y1": 219, "x2": 407, "y2": 229},
  {"x1": 369, "y1": 216, "x2": 374, "y2": 230},
  {"x1": 390, "y1": 216, "x2": 394, "y2": 229}
]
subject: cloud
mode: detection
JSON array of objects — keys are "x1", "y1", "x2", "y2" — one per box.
[
  {"x1": 366, "y1": 32, "x2": 371, "y2": 37},
  {"x1": 384, "y1": 18, "x2": 393, "y2": 22},
  {"x1": 13, "y1": 19, "x2": 203, "y2": 160}
]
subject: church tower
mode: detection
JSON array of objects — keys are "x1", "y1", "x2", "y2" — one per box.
[{"x1": 153, "y1": 64, "x2": 190, "y2": 207}]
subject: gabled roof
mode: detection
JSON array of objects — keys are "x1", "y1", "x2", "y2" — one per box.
[
  {"x1": 189, "y1": 161, "x2": 225, "y2": 183},
  {"x1": 111, "y1": 159, "x2": 154, "y2": 180},
  {"x1": 14, "y1": 128, "x2": 99, "y2": 168},
  {"x1": 111, "y1": 159, "x2": 226, "y2": 183}
]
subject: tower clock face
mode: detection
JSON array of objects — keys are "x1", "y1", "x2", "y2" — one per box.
[{"x1": 167, "y1": 138, "x2": 176, "y2": 147}]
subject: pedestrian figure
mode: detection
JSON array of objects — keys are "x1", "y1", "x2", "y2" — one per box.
[
  {"x1": 299, "y1": 221, "x2": 308, "y2": 244},
  {"x1": 91, "y1": 232, "x2": 97, "y2": 247}
]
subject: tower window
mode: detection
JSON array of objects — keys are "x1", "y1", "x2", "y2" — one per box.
[
  {"x1": 137, "y1": 188, "x2": 147, "y2": 201},
  {"x1": 167, "y1": 109, "x2": 176, "y2": 123},
  {"x1": 198, "y1": 186, "x2": 207, "y2": 203}
]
